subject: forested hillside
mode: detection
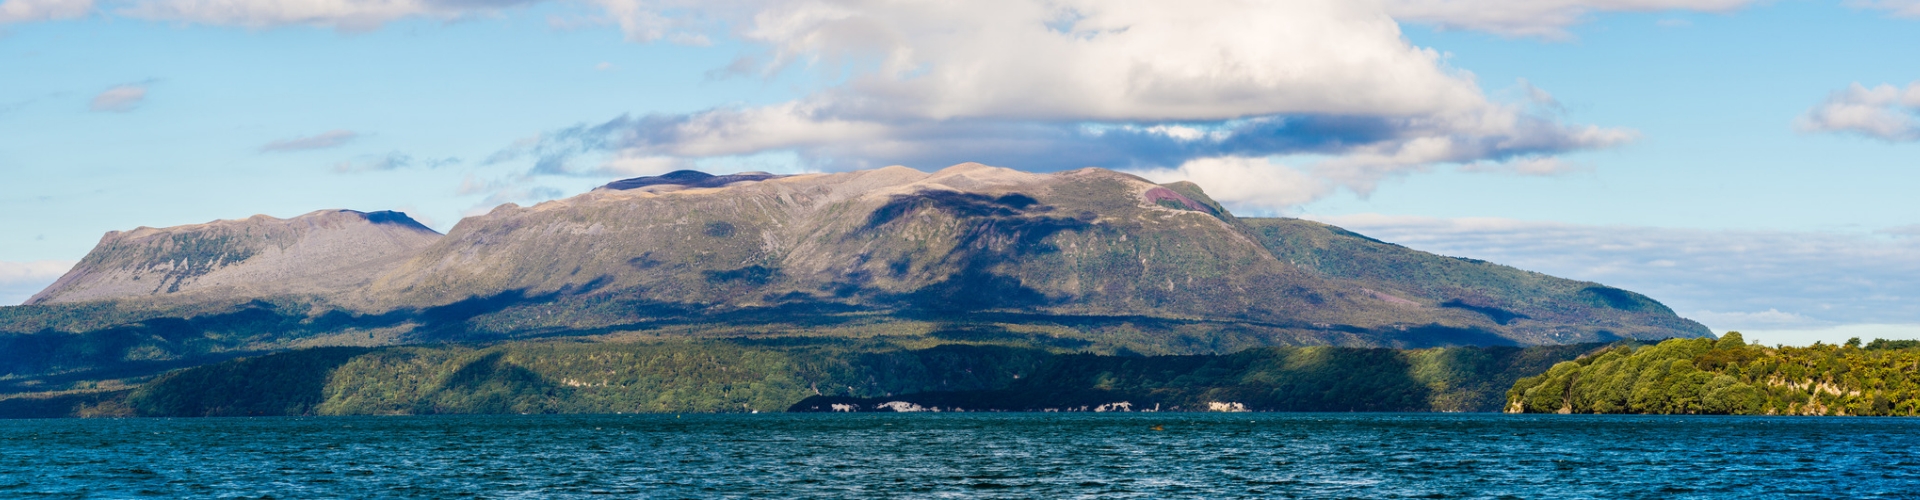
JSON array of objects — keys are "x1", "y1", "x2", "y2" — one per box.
[
  {"x1": 1508, "y1": 333, "x2": 1920, "y2": 416},
  {"x1": 792, "y1": 342, "x2": 1603, "y2": 413},
  {"x1": 0, "y1": 339, "x2": 1608, "y2": 417}
]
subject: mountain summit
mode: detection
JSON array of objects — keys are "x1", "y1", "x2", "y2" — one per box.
[
  {"x1": 29, "y1": 209, "x2": 440, "y2": 306},
  {"x1": 6, "y1": 163, "x2": 1706, "y2": 378}
]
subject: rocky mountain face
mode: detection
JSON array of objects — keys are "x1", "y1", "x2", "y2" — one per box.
[
  {"x1": 0, "y1": 163, "x2": 1709, "y2": 391},
  {"x1": 28, "y1": 210, "x2": 441, "y2": 306}
]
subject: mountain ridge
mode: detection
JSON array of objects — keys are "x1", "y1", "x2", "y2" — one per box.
[
  {"x1": 29, "y1": 209, "x2": 440, "y2": 306},
  {"x1": 1, "y1": 163, "x2": 1709, "y2": 394}
]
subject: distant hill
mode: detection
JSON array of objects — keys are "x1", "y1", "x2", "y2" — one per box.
[
  {"x1": 0, "y1": 339, "x2": 1612, "y2": 418},
  {"x1": 28, "y1": 209, "x2": 439, "y2": 305},
  {"x1": 0, "y1": 163, "x2": 1709, "y2": 395}
]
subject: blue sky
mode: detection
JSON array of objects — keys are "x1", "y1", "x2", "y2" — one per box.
[{"x1": 2, "y1": 0, "x2": 1917, "y2": 345}]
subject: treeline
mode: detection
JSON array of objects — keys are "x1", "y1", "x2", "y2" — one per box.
[
  {"x1": 795, "y1": 343, "x2": 1602, "y2": 412},
  {"x1": 1508, "y1": 333, "x2": 1920, "y2": 416},
  {"x1": 1, "y1": 339, "x2": 1608, "y2": 418},
  {"x1": 8, "y1": 340, "x2": 1053, "y2": 417}
]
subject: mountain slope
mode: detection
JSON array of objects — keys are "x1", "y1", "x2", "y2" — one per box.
[
  {"x1": 0, "y1": 163, "x2": 1709, "y2": 392},
  {"x1": 28, "y1": 210, "x2": 440, "y2": 306},
  {"x1": 1244, "y1": 218, "x2": 1707, "y2": 344},
  {"x1": 361, "y1": 164, "x2": 1409, "y2": 328}
]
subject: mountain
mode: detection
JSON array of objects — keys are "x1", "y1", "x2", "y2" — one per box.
[
  {"x1": 29, "y1": 209, "x2": 440, "y2": 306},
  {"x1": 0, "y1": 163, "x2": 1709, "y2": 395}
]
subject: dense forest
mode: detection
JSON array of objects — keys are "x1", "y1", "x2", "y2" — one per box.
[
  {"x1": 792, "y1": 343, "x2": 1600, "y2": 412},
  {"x1": 1507, "y1": 333, "x2": 1920, "y2": 416},
  {"x1": 0, "y1": 339, "x2": 1606, "y2": 417}
]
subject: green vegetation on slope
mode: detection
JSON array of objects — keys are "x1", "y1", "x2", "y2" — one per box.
[
  {"x1": 792, "y1": 342, "x2": 1605, "y2": 412},
  {"x1": 1242, "y1": 217, "x2": 1710, "y2": 343},
  {"x1": 0, "y1": 339, "x2": 1608, "y2": 418},
  {"x1": 40, "y1": 339, "x2": 1051, "y2": 417},
  {"x1": 1508, "y1": 333, "x2": 1920, "y2": 416}
]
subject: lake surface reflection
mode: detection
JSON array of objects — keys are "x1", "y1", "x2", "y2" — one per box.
[{"x1": 2, "y1": 413, "x2": 1914, "y2": 498}]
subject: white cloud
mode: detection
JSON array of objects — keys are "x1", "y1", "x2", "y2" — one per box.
[
  {"x1": 1850, "y1": 0, "x2": 1920, "y2": 18},
  {"x1": 20, "y1": 0, "x2": 1769, "y2": 39},
  {"x1": 507, "y1": 0, "x2": 1635, "y2": 210},
  {"x1": 88, "y1": 83, "x2": 146, "y2": 112},
  {"x1": 1128, "y1": 157, "x2": 1330, "y2": 212},
  {"x1": 1312, "y1": 214, "x2": 1920, "y2": 334},
  {"x1": 0, "y1": 0, "x2": 91, "y2": 23},
  {"x1": 118, "y1": 0, "x2": 540, "y2": 31},
  {"x1": 262, "y1": 129, "x2": 358, "y2": 152},
  {"x1": 22, "y1": 1, "x2": 1760, "y2": 214},
  {"x1": 1382, "y1": 0, "x2": 1756, "y2": 39},
  {"x1": 731, "y1": 0, "x2": 1485, "y2": 122},
  {"x1": 1881, "y1": 224, "x2": 1920, "y2": 238},
  {"x1": 1797, "y1": 81, "x2": 1920, "y2": 141},
  {"x1": 0, "y1": 260, "x2": 74, "y2": 306}
]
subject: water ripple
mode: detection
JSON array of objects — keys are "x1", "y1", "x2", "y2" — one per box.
[{"x1": 0, "y1": 413, "x2": 1913, "y2": 498}]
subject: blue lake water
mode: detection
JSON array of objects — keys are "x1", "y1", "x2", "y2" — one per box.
[{"x1": 1, "y1": 413, "x2": 1915, "y2": 498}]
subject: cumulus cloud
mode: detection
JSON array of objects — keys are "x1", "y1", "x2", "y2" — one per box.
[
  {"x1": 30, "y1": 1, "x2": 1756, "y2": 212},
  {"x1": 0, "y1": 0, "x2": 92, "y2": 23},
  {"x1": 88, "y1": 83, "x2": 147, "y2": 112},
  {"x1": 497, "y1": 0, "x2": 1637, "y2": 212},
  {"x1": 261, "y1": 129, "x2": 359, "y2": 152},
  {"x1": 1797, "y1": 81, "x2": 1920, "y2": 141},
  {"x1": 1313, "y1": 214, "x2": 1920, "y2": 332},
  {"x1": 0, "y1": 260, "x2": 74, "y2": 306},
  {"x1": 1382, "y1": 0, "x2": 1757, "y2": 39},
  {"x1": 1128, "y1": 157, "x2": 1330, "y2": 212}
]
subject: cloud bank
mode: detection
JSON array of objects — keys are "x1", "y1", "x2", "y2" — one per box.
[
  {"x1": 1798, "y1": 81, "x2": 1920, "y2": 141},
  {"x1": 1316, "y1": 214, "x2": 1920, "y2": 333},
  {"x1": 488, "y1": 0, "x2": 1641, "y2": 213},
  {"x1": 0, "y1": 260, "x2": 73, "y2": 306}
]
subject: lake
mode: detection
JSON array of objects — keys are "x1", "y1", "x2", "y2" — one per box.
[{"x1": 2, "y1": 413, "x2": 1914, "y2": 498}]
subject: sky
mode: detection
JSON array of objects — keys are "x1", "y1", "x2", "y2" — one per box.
[{"x1": 2, "y1": 0, "x2": 1917, "y2": 345}]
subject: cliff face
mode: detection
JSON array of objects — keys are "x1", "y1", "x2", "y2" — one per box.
[
  {"x1": 28, "y1": 210, "x2": 441, "y2": 305},
  {"x1": 13, "y1": 163, "x2": 1709, "y2": 354}
]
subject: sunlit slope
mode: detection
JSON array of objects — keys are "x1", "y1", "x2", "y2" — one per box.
[
  {"x1": 1242, "y1": 218, "x2": 1709, "y2": 342},
  {"x1": 362, "y1": 164, "x2": 1434, "y2": 332},
  {"x1": 28, "y1": 209, "x2": 440, "y2": 306}
]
